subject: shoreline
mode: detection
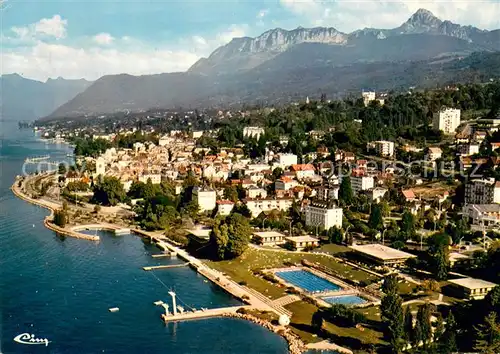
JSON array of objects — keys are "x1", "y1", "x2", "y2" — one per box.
[
  {"x1": 10, "y1": 175, "x2": 310, "y2": 354},
  {"x1": 10, "y1": 177, "x2": 99, "y2": 241}
]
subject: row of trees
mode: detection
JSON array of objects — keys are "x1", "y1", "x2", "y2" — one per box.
[{"x1": 381, "y1": 275, "x2": 456, "y2": 353}]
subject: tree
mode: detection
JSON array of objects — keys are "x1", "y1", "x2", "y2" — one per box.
[
  {"x1": 339, "y1": 176, "x2": 354, "y2": 206},
  {"x1": 403, "y1": 306, "x2": 413, "y2": 345},
  {"x1": 485, "y1": 286, "x2": 500, "y2": 314},
  {"x1": 474, "y1": 312, "x2": 500, "y2": 354},
  {"x1": 327, "y1": 226, "x2": 343, "y2": 244},
  {"x1": 380, "y1": 200, "x2": 391, "y2": 217},
  {"x1": 381, "y1": 277, "x2": 404, "y2": 353},
  {"x1": 223, "y1": 186, "x2": 239, "y2": 203},
  {"x1": 311, "y1": 309, "x2": 324, "y2": 332},
  {"x1": 440, "y1": 311, "x2": 457, "y2": 353},
  {"x1": 91, "y1": 176, "x2": 126, "y2": 206},
  {"x1": 382, "y1": 274, "x2": 398, "y2": 295},
  {"x1": 232, "y1": 203, "x2": 252, "y2": 218},
  {"x1": 272, "y1": 167, "x2": 284, "y2": 181},
  {"x1": 53, "y1": 209, "x2": 67, "y2": 227},
  {"x1": 58, "y1": 163, "x2": 67, "y2": 175},
  {"x1": 368, "y1": 203, "x2": 384, "y2": 231},
  {"x1": 381, "y1": 292, "x2": 404, "y2": 353},
  {"x1": 400, "y1": 210, "x2": 415, "y2": 240},
  {"x1": 415, "y1": 303, "x2": 433, "y2": 349},
  {"x1": 428, "y1": 233, "x2": 450, "y2": 280},
  {"x1": 434, "y1": 312, "x2": 445, "y2": 343},
  {"x1": 209, "y1": 213, "x2": 252, "y2": 260}
]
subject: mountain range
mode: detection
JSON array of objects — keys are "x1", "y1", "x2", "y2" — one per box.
[
  {"x1": 0, "y1": 75, "x2": 91, "y2": 121},
  {"x1": 21, "y1": 9, "x2": 500, "y2": 120},
  {"x1": 188, "y1": 9, "x2": 499, "y2": 76}
]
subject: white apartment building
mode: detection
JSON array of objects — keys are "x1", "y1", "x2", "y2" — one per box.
[
  {"x1": 362, "y1": 91, "x2": 376, "y2": 106},
  {"x1": 275, "y1": 177, "x2": 300, "y2": 191},
  {"x1": 457, "y1": 143, "x2": 480, "y2": 157},
  {"x1": 95, "y1": 157, "x2": 106, "y2": 176},
  {"x1": 291, "y1": 164, "x2": 316, "y2": 180},
  {"x1": 367, "y1": 140, "x2": 395, "y2": 157},
  {"x1": 274, "y1": 153, "x2": 298, "y2": 169},
  {"x1": 305, "y1": 200, "x2": 343, "y2": 231},
  {"x1": 350, "y1": 175, "x2": 374, "y2": 195},
  {"x1": 465, "y1": 178, "x2": 500, "y2": 204},
  {"x1": 243, "y1": 126, "x2": 265, "y2": 140},
  {"x1": 192, "y1": 131, "x2": 204, "y2": 139},
  {"x1": 247, "y1": 187, "x2": 268, "y2": 199},
  {"x1": 192, "y1": 187, "x2": 217, "y2": 212},
  {"x1": 138, "y1": 173, "x2": 161, "y2": 184},
  {"x1": 244, "y1": 198, "x2": 294, "y2": 218},
  {"x1": 216, "y1": 200, "x2": 234, "y2": 216},
  {"x1": 315, "y1": 185, "x2": 339, "y2": 201},
  {"x1": 434, "y1": 108, "x2": 461, "y2": 134}
]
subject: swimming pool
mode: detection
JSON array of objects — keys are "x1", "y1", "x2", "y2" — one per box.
[
  {"x1": 275, "y1": 270, "x2": 342, "y2": 293},
  {"x1": 322, "y1": 295, "x2": 367, "y2": 306}
]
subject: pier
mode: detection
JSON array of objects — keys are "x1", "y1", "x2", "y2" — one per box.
[
  {"x1": 161, "y1": 305, "x2": 248, "y2": 322},
  {"x1": 142, "y1": 263, "x2": 190, "y2": 271},
  {"x1": 151, "y1": 253, "x2": 171, "y2": 258},
  {"x1": 24, "y1": 155, "x2": 50, "y2": 163}
]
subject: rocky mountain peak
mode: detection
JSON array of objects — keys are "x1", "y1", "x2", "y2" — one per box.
[{"x1": 401, "y1": 8, "x2": 442, "y2": 32}]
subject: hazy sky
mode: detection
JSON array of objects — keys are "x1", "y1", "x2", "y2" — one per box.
[{"x1": 2, "y1": 0, "x2": 499, "y2": 81}]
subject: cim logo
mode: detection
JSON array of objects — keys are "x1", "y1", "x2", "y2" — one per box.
[{"x1": 13, "y1": 333, "x2": 50, "y2": 347}]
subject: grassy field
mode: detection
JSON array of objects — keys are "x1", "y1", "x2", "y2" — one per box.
[
  {"x1": 284, "y1": 300, "x2": 386, "y2": 348},
  {"x1": 317, "y1": 243, "x2": 352, "y2": 255},
  {"x1": 205, "y1": 247, "x2": 379, "y2": 300}
]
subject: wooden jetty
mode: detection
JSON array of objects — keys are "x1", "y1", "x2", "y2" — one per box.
[{"x1": 143, "y1": 263, "x2": 189, "y2": 271}]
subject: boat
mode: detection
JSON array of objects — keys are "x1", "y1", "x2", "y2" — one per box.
[{"x1": 108, "y1": 307, "x2": 120, "y2": 312}]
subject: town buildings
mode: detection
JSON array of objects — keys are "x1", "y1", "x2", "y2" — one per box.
[
  {"x1": 367, "y1": 140, "x2": 395, "y2": 157},
  {"x1": 350, "y1": 244, "x2": 417, "y2": 266},
  {"x1": 448, "y1": 277, "x2": 498, "y2": 300},
  {"x1": 243, "y1": 126, "x2": 265, "y2": 140},
  {"x1": 465, "y1": 178, "x2": 500, "y2": 204},
  {"x1": 349, "y1": 173, "x2": 375, "y2": 196},
  {"x1": 433, "y1": 108, "x2": 461, "y2": 134},
  {"x1": 305, "y1": 200, "x2": 343, "y2": 231},
  {"x1": 192, "y1": 187, "x2": 217, "y2": 212}
]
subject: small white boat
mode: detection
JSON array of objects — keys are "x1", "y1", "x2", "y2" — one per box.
[{"x1": 109, "y1": 307, "x2": 120, "y2": 312}]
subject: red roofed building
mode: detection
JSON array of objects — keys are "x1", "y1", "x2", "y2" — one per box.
[
  {"x1": 290, "y1": 164, "x2": 316, "y2": 180},
  {"x1": 216, "y1": 200, "x2": 235, "y2": 216},
  {"x1": 401, "y1": 189, "x2": 417, "y2": 202},
  {"x1": 275, "y1": 176, "x2": 299, "y2": 191}
]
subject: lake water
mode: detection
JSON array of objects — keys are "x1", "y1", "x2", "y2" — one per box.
[{"x1": 0, "y1": 120, "x2": 288, "y2": 353}]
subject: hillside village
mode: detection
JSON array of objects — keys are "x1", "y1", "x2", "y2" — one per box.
[{"x1": 30, "y1": 83, "x2": 500, "y2": 353}]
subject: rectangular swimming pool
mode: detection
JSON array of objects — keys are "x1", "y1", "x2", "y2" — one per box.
[
  {"x1": 275, "y1": 270, "x2": 342, "y2": 293},
  {"x1": 322, "y1": 295, "x2": 367, "y2": 306}
]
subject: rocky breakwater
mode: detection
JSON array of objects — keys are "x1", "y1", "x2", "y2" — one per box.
[{"x1": 222, "y1": 312, "x2": 305, "y2": 354}]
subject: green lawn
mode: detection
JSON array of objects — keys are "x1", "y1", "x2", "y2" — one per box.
[
  {"x1": 284, "y1": 301, "x2": 385, "y2": 348},
  {"x1": 317, "y1": 243, "x2": 351, "y2": 255}
]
